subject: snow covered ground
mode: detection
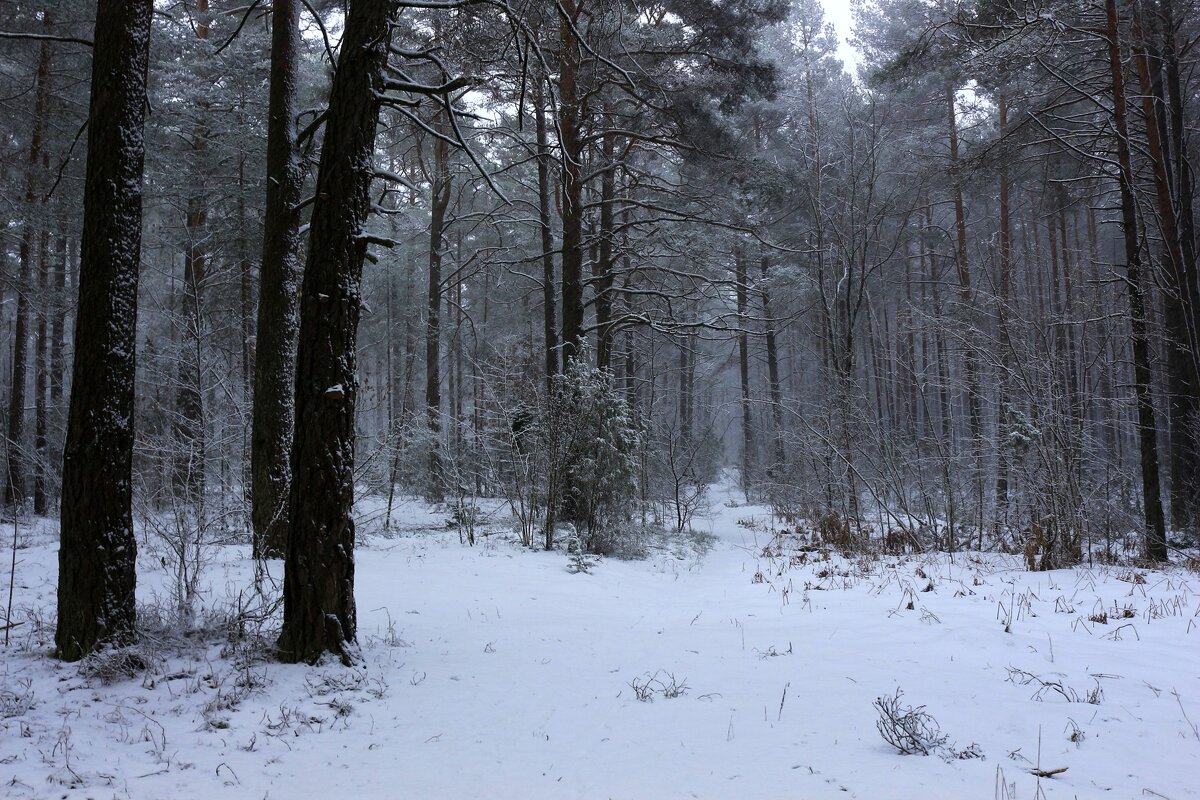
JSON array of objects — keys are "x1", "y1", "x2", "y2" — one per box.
[{"x1": 2, "y1": 484, "x2": 1197, "y2": 799}]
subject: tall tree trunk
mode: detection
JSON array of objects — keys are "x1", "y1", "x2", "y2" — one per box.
[
  {"x1": 995, "y1": 95, "x2": 1013, "y2": 515},
  {"x1": 735, "y1": 247, "x2": 755, "y2": 492},
  {"x1": 594, "y1": 131, "x2": 616, "y2": 370},
  {"x1": 49, "y1": 237, "x2": 67, "y2": 411},
  {"x1": 1159, "y1": 0, "x2": 1200, "y2": 385},
  {"x1": 1105, "y1": 0, "x2": 1167, "y2": 560},
  {"x1": 279, "y1": 0, "x2": 394, "y2": 664},
  {"x1": 534, "y1": 76, "x2": 558, "y2": 388},
  {"x1": 925, "y1": 202, "x2": 956, "y2": 544},
  {"x1": 6, "y1": 24, "x2": 51, "y2": 511},
  {"x1": 558, "y1": 0, "x2": 585, "y2": 369},
  {"x1": 902, "y1": 244, "x2": 918, "y2": 439},
  {"x1": 238, "y1": 156, "x2": 254, "y2": 402},
  {"x1": 946, "y1": 83, "x2": 983, "y2": 542},
  {"x1": 55, "y1": 0, "x2": 152, "y2": 661},
  {"x1": 251, "y1": 0, "x2": 303, "y2": 558},
  {"x1": 678, "y1": 336, "x2": 692, "y2": 447},
  {"x1": 425, "y1": 112, "x2": 451, "y2": 502},
  {"x1": 451, "y1": 250, "x2": 464, "y2": 461},
  {"x1": 1131, "y1": 8, "x2": 1200, "y2": 533},
  {"x1": 174, "y1": 0, "x2": 210, "y2": 504},
  {"x1": 761, "y1": 253, "x2": 785, "y2": 477},
  {"x1": 236, "y1": 151, "x2": 254, "y2": 522},
  {"x1": 33, "y1": 226, "x2": 49, "y2": 515}
]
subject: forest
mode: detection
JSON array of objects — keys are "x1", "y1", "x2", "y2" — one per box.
[{"x1": 0, "y1": 0, "x2": 1197, "y2": 797}]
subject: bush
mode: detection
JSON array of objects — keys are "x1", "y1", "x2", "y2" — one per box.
[
  {"x1": 476, "y1": 346, "x2": 639, "y2": 552},
  {"x1": 873, "y1": 689, "x2": 947, "y2": 755},
  {"x1": 550, "y1": 356, "x2": 640, "y2": 552}
]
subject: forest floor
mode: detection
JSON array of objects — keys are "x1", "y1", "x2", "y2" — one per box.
[{"x1": 1, "y1": 482, "x2": 1197, "y2": 799}]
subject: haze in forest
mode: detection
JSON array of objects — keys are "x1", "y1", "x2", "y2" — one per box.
[{"x1": 0, "y1": 0, "x2": 1196, "y2": 796}]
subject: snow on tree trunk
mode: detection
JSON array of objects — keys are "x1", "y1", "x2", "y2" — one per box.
[
  {"x1": 277, "y1": 0, "x2": 394, "y2": 665},
  {"x1": 55, "y1": 0, "x2": 153, "y2": 662},
  {"x1": 251, "y1": 0, "x2": 303, "y2": 559}
]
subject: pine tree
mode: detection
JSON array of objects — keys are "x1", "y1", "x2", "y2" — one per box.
[
  {"x1": 55, "y1": 0, "x2": 154, "y2": 661},
  {"x1": 278, "y1": 0, "x2": 395, "y2": 665}
]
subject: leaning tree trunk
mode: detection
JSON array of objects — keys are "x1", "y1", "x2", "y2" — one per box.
[
  {"x1": 278, "y1": 0, "x2": 394, "y2": 665},
  {"x1": 55, "y1": 0, "x2": 153, "y2": 662},
  {"x1": 1105, "y1": 0, "x2": 1167, "y2": 561},
  {"x1": 251, "y1": 0, "x2": 303, "y2": 558}
]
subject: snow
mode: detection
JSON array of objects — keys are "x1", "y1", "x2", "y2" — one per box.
[{"x1": 2, "y1": 482, "x2": 1197, "y2": 799}]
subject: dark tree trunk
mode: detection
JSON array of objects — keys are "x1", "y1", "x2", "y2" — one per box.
[
  {"x1": 735, "y1": 247, "x2": 755, "y2": 491},
  {"x1": 251, "y1": 0, "x2": 303, "y2": 558},
  {"x1": 593, "y1": 131, "x2": 616, "y2": 370},
  {"x1": 995, "y1": 96, "x2": 1013, "y2": 515},
  {"x1": 55, "y1": 0, "x2": 153, "y2": 661},
  {"x1": 678, "y1": 338, "x2": 692, "y2": 447},
  {"x1": 534, "y1": 77, "x2": 558, "y2": 389},
  {"x1": 238, "y1": 156, "x2": 254, "y2": 401},
  {"x1": 946, "y1": 83, "x2": 983, "y2": 540},
  {"x1": 761, "y1": 253, "x2": 785, "y2": 477},
  {"x1": 425, "y1": 112, "x2": 451, "y2": 502},
  {"x1": 7, "y1": 234, "x2": 31, "y2": 510},
  {"x1": 558, "y1": 0, "x2": 585, "y2": 370},
  {"x1": 236, "y1": 153, "x2": 254, "y2": 520},
  {"x1": 278, "y1": 0, "x2": 393, "y2": 664},
  {"x1": 450, "y1": 257, "x2": 463, "y2": 460},
  {"x1": 174, "y1": 0, "x2": 210, "y2": 505},
  {"x1": 1159, "y1": 0, "x2": 1200, "y2": 389},
  {"x1": 906, "y1": 244, "x2": 922, "y2": 442},
  {"x1": 1132, "y1": 9, "x2": 1200, "y2": 533},
  {"x1": 49, "y1": 237, "x2": 67, "y2": 411},
  {"x1": 33, "y1": 227, "x2": 49, "y2": 515},
  {"x1": 6, "y1": 26, "x2": 51, "y2": 511},
  {"x1": 1106, "y1": 0, "x2": 1167, "y2": 561}
]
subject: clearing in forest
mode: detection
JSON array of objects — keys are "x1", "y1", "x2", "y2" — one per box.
[{"x1": 1, "y1": 484, "x2": 1196, "y2": 799}]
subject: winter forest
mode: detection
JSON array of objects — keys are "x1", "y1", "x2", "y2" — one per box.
[{"x1": 0, "y1": 0, "x2": 1197, "y2": 797}]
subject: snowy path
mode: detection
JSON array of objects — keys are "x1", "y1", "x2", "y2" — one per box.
[{"x1": 1, "y1": 491, "x2": 1197, "y2": 799}]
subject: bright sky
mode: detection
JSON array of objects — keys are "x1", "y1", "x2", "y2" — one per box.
[{"x1": 823, "y1": 0, "x2": 862, "y2": 74}]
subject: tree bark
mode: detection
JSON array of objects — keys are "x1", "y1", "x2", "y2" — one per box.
[
  {"x1": 55, "y1": 0, "x2": 153, "y2": 661},
  {"x1": 995, "y1": 95, "x2": 1013, "y2": 514},
  {"x1": 735, "y1": 247, "x2": 755, "y2": 491},
  {"x1": 424, "y1": 111, "x2": 451, "y2": 502},
  {"x1": 594, "y1": 131, "x2": 616, "y2": 370},
  {"x1": 1131, "y1": 7, "x2": 1199, "y2": 533},
  {"x1": 33, "y1": 225, "x2": 49, "y2": 515},
  {"x1": 174, "y1": 0, "x2": 210, "y2": 505},
  {"x1": 761, "y1": 253, "x2": 785, "y2": 477},
  {"x1": 251, "y1": 0, "x2": 303, "y2": 558},
  {"x1": 558, "y1": 0, "x2": 585, "y2": 370},
  {"x1": 1105, "y1": 0, "x2": 1167, "y2": 560},
  {"x1": 534, "y1": 76, "x2": 558, "y2": 388},
  {"x1": 5, "y1": 23, "x2": 51, "y2": 511},
  {"x1": 278, "y1": 0, "x2": 394, "y2": 664},
  {"x1": 946, "y1": 83, "x2": 983, "y2": 542},
  {"x1": 49, "y1": 237, "x2": 67, "y2": 411}
]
